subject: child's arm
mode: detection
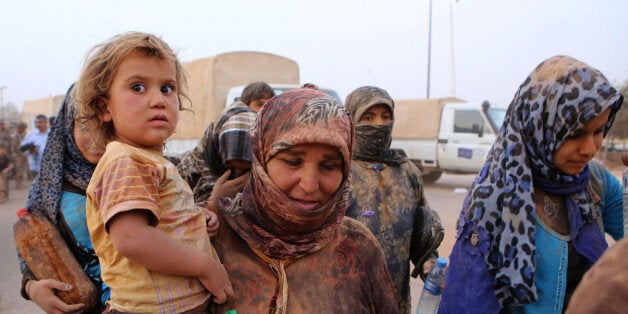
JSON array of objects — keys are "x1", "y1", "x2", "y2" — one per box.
[{"x1": 107, "y1": 209, "x2": 234, "y2": 303}]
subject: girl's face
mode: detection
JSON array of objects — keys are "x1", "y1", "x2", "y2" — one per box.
[
  {"x1": 74, "y1": 122, "x2": 105, "y2": 164},
  {"x1": 358, "y1": 104, "x2": 392, "y2": 125},
  {"x1": 99, "y1": 52, "x2": 179, "y2": 151},
  {"x1": 266, "y1": 143, "x2": 344, "y2": 212},
  {"x1": 552, "y1": 107, "x2": 611, "y2": 175}
]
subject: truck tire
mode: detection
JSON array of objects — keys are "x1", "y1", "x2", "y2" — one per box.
[{"x1": 421, "y1": 170, "x2": 442, "y2": 184}]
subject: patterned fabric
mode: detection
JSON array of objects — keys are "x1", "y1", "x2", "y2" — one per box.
[
  {"x1": 176, "y1": 102, "x2": 255, "y2": 202},
  {"x1": 345, "y1": 86, "x2": 403, "y2": 165},
  {"x1": 218, "y1": 88, "x2": 354, "y2": 260},
  {"x1": 19, "y1": 85, "x2": 108, "y2": 310},
  {"x1": 347, "y1": 160, "x2": 442, "y2": 313},
  {"x1": 26, "y1": 85, "x2": 95, "y2": 224},
  {"x1": 215, "y1": 88, "x2": 398, "y2": 313},
  {"x1": 344, "y1": 86, "x2": 443, "y2": 313},
  {"x1": 211, "y1": 216, "x2": 399, "y2": 313},
  {"x1": 442, "y1": 55, "x2": 623, "y2": 310},
  {"x1": 86, "y1": 141, "x2": 216, "y2": 313},
  {"x1": 216, "y1": 105, "x2": 256, "y2": 168}
]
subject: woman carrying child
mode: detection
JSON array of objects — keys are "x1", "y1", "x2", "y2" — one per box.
[{"x1": 76, "y1": 32, "x2": 232, "y2": 313}]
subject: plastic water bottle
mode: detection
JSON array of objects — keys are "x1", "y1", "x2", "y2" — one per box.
[{"x1": 416, "y1": 257, "x2": 448, "y2": 314}]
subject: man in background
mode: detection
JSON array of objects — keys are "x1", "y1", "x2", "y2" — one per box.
[{"x1": 20, "y1": 114, "x2": 49, "y2": 178}]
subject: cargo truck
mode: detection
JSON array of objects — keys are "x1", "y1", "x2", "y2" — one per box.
[{"x1": 391, "y1": 98, "x2": 506, "y2": 183}]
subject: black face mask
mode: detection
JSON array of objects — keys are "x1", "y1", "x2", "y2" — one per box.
[{"x1": 353, "y1": 123, "x2": 402, "y2": 165}]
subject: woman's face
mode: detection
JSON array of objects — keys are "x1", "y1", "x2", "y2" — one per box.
[
  {"x1": 358, "y1": 104, "x2": 392, "y2": 125},
  {"x1": 74, "y1": 122, "x2": 105, "y2": 164},
  {"x1": 552, "y1": 107, "x2": 611, "y2": 175},
  {"x1": 266, "y1": 143, "x2": 344, "y2": 211}
]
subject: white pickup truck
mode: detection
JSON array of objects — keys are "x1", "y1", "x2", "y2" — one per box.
[{"x1": 391, "y1": 98, "x2": 506, "y2": 183}]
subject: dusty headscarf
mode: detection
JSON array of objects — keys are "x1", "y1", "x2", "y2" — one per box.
[
  {"x1": 345, "y1": 86, "x2": 403, "y2": 165},
  {"x1": 203, "y1": 103, "x2": 255, "y2": 175},
  {"x1": 460, "y1": 55, "x2": 623, "y2": 308},
  {"x1": 217, "y1": 88, "x2": 354, "y2": 260},
  {"x1": 26, "y1": 84, "x2": 96, "y2": 224}
]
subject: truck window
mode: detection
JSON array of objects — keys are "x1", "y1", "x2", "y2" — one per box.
[
  {"x1": 453, "y1": 110, "x2": 490, "y2": 134},
  {"x1": 487, "y1": 108, "x2": 506, "y2": 132}
]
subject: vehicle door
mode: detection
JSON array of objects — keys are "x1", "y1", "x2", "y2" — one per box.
[{"x1": 437, "y1": 109, "x2": 495, "y2": 172}]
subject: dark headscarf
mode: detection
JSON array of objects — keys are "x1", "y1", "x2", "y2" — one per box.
[
  {"x1": 202, "y1": 104, "x2": 255, "y2": 175},
  {"x1": 344, "y1": 86, "x2": 403, "y2": 165},
  {"x1": 218, "y1": 89, "x2": 354, "y2": 260},
  {"x1": 26, "y1": 84, "x2": 96, "y2": 224},
  {"x1": 460, "y1": 55, "x2": 623, "y2": 308}
]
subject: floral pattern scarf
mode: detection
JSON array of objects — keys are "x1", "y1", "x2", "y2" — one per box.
[
  {"x1": 217, "y1": 88, "x2": 354, "y2": 260},
  {"x1": 344, "y1": 86, "x2": 403, "y2": 165},
  {"x1": 459, "y1": 55, "x2": 623, "y2": 308}
]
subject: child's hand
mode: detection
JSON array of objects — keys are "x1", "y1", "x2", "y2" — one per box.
[
  {"x1": 199, "y1": 263, "x2": 234, "y2": 304},
  {"x1": 209, "y1": 170, "x2": 249, "y2": 201},
  {"x1": 205, "y1": 210, "x2": 219, "y2": 238}
]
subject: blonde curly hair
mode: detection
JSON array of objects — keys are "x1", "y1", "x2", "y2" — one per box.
[{"x1": 74, "y1": 31, "x2": 189, "y2": 146}]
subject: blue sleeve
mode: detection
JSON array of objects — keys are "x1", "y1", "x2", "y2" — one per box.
[
  {"x1": 601, "y1": 167, "x2": 623, "y2": 240},
  {"x1": 439, "y1": 222, "x2": 501, "y2": 314}
]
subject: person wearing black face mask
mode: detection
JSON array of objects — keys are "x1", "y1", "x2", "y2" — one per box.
[{"x1": 344, "y1": 86, "x2": 444, "y2": 314}]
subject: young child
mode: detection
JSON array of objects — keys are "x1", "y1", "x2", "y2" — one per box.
[
  {"x1": 75, "y1": 32, "x2": 233, "y2": 313},
  {"x1": 0, "y1": 143, "x2": 14, "y2": 203}
]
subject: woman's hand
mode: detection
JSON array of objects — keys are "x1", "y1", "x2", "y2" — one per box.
[
  {"x1": 27, "y1": 279, "x2": 86, "y2": 314},
  {"x1": 209, "y1": 170, "x2": 250, "y2": 201},
  {"x1": 422, "y1": 258, "x2": 437, "y2": 277}
]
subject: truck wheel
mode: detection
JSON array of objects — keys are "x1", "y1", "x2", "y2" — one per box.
[{"x1": 421, "y1": 171, "x2": 442, "y2": 184}]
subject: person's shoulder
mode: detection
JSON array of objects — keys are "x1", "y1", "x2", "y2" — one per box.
[
  {"x1": 101, "y1": 141, "x2": 160, "y2": 165},
  {"x1": 339, "y1": 217, "x2": 382, "y2": 248},
  {"x1": 399, "y1": 158, "x2": 419, "y2": 172}
]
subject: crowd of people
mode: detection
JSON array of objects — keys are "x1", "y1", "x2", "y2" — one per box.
[
  {"x1": 0, "y1": 114, "x2": 51, "y2": 204},
  {"x1": 11, "y1": 31, "x2": 627, "y2": 314}
]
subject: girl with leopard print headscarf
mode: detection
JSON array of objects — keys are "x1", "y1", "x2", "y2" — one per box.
[{"x1": 439, "y1": 55, "x2": 623, "y2": 313}]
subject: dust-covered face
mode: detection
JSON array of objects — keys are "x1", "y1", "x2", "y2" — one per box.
[{"x1": 266, "y1": 143, "x2": 344, "y2": 212}]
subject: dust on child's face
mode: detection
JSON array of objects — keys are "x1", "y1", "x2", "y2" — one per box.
[{"x1": 99, "y1": 52, "x2": 180, "y2": 151}]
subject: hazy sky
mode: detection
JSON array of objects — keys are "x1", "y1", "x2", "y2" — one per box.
[{"x1": 1, "y1": 0, "x2": 627, "y2": 110}]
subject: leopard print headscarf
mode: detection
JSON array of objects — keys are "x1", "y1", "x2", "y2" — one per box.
[{"x1": 461, "y1": 55, "x2": 623, "y2": 308}]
